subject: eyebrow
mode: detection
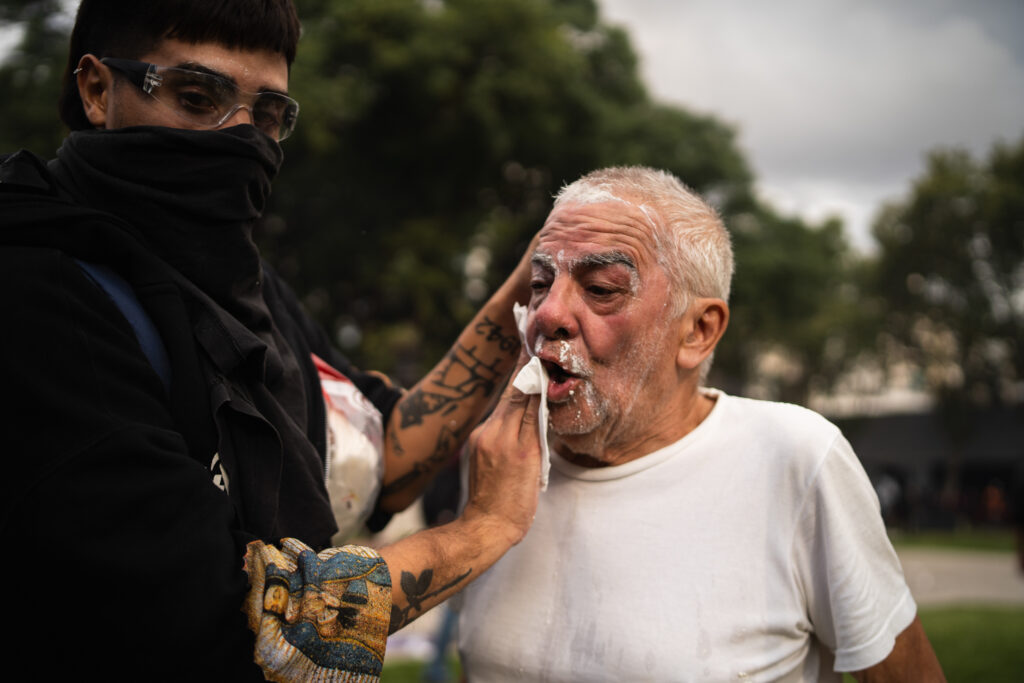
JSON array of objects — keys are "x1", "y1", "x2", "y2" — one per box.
[
  {"x1": 176, "y1": 62, "x2": 236, "y2": 85},
  {"x1": 574, "y1": 251, "x2": 636, "y2": 272},
  {"x1": 531, "y1": 250, "x2": 636, "y2": 272},
  {"x1": 174, "y1": 61, "x2": 290, "y2": 96},
  {"x1": 531, "y1": 253, "x2": 556, "y2": 270}
]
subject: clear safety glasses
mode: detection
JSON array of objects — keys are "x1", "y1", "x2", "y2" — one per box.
[{"x1": 99, "y1": 57, "x2": 300, "y2": 141}]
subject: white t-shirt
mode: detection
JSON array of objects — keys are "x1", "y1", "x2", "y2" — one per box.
[{"x1": 455, "y1": 390, "x2": 916, "y2": 682}]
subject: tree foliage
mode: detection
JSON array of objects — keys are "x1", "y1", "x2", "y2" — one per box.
[
  {"x1": 265, "y1": 0, "x2": 756, "y2": 384},
  {"x1": 0, "y1": 0, "x2": 68, "y2": 156},
  {"x1": 2, "y1": 0, "x2": 861, "y2": 401},
  {"x1": 715, "y1": 206, "x2": 871, "y2": 403},
  {"x1": 872, "y1": 136, "x2": 1024, "y2": 420}
]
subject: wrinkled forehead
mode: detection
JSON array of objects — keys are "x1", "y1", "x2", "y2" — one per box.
[{"x1": 534, "y1": 199, "x2": 661, "y2": 272}]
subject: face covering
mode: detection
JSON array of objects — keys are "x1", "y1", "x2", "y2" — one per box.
[
  {"x1": 48, "y1": 124, "x2": 282, "y2": 316},
  {"x1": 49, "y1": 125, "x2": 310, "y2": 476},
  {"x1": 5, "y1": 124, "x2": 340, "y2": 544}
]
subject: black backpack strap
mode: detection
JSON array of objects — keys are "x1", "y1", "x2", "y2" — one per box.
[{"x1": 75, "y1": 258, "x2": 172, "y2": 393}]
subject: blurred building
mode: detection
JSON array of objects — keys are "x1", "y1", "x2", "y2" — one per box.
[{"x1": 831, "y1": 406, "x2": 1024, "y2": 530}]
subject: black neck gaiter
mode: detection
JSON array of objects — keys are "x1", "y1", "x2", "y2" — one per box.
[
  {"x1": 48, "y1": 125, "x2": 308, "y2": 441},
  {"x1": 48, "y1": 125, "x2": 279, "y2": 317}
]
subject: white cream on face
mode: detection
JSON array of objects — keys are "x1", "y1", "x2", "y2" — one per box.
[
  {"x1": 531, "y1": 251, "x2": 561, "y2": 280},
  {"x1": 549, "y1": 250, "x2": 641, "y2": 298},
  {"x1": 557, "y1": 340, "x2": 588, "y2": 376},
  {"x1": 525, "y1": 198, "x2": 680, "y2": 459}
]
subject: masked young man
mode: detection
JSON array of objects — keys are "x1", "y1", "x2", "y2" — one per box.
[{"x1": 0, "y1": 1, "x2": 540, "y2": 680}]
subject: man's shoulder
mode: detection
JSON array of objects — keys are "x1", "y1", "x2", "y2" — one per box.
[
  {"x1": 0, "y1": 149, "x2": 155, "y2": 275},
  {"x1": 714, "y1": 390, "x2": 838, "y2": 428},
  {"x1": 0, "y1": 149, "x2": 55, "y2": 193},
  {"x1": 709, "y1": 390, "x2": 843, "y2": 452},
  {"x1": 1, "y1": 148, "x2": 92, "y2": 243}
]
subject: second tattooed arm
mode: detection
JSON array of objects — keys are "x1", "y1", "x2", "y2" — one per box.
[
  {"x1": 376, "y1": 248, "x2": 533, "y2": 513},
  {"x1": 379, "y1": 374, "x2": 542, "y2": 632}
]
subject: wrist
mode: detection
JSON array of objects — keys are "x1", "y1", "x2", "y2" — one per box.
[{"x1": 458, "y1": 505, "x2": 527, "y2": 552}]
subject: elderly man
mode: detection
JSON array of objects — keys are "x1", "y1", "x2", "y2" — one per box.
[{"x1": 456, "y1": 167, "x2": 945, "y2": 681}]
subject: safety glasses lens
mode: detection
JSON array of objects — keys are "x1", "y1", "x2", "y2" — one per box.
[{"x1": 154, "y1": 68, "x2": 299, "y2": 140}]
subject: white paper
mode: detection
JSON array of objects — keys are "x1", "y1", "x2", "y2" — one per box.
[{"x1": 512, "y1": 303, "x2": 551, "y2": 490}]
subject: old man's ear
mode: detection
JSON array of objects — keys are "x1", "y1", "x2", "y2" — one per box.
[{"x1": 675, "y1": 298, "x2": 729, "y2": 371}]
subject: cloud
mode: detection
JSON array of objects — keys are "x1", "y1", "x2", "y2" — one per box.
[{"x1": 599, "y1": 0, "x2": 1024, "y2": 251}]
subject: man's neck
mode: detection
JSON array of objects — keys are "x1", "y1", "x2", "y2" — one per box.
[{"x1": 555, "y1": 390, "x2": 718, "y2": 468}]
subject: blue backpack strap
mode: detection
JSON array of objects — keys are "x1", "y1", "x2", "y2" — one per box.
[{"x1": 74, "y1": 259, "x2": 172, "y2": 393}]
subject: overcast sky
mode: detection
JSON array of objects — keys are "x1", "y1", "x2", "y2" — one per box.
[
  {"x1": 4, "y1": 1, "x2": 1021, "y2": 252},
  {"x1": 599, "y1": 0, "x2": 1024, "y2": 252}
]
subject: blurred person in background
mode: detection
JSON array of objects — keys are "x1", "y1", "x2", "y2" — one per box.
[
  {"x1": 456, "y1": 166, "x2": 945, "y2": 682},
  {"x1": 0, "y1": 1, "x2": 542, "y2": 680}
]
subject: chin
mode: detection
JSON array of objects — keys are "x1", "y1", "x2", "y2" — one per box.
[
  {"x1": 548, "y1": 405, "x2": 602, "y2": 438},
  {"x1": 549, "y1": 414, "x2": 606, "y2": 461},
  {"x1": 549, "y1": 384, "x2": 609, "y2": 433}
]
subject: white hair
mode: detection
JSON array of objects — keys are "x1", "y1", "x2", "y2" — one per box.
[
  {"x1": 554, "y1": 166, "x2": 734, "y2": 380},
  {"x1": 554, "y1": 166, "x2": 733, "y2": 312}
]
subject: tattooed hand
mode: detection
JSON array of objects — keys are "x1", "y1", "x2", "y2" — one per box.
[
  {"x1": 377, "y1": 353, "x2": 542, "y2": 634},
  {"x1": 463, "y1": 352, "x2": 543, "y2": 545},
  {"x1": 375, "y1": 244, "x2": 543, "y2": 634}
]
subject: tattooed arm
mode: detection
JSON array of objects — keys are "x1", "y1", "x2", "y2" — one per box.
[
  {"x1": 240, "y1": 379, "x2": 539, "y2": 680},
  {"x1": 376, "y1": 245, "x2": 534, "y2": 513},
  {"x1": 379, "y1": 374, "x2": 542, "y2": 632}
]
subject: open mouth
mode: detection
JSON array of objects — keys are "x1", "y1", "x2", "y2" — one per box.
[{"x1": 542, "y1": 359, "x2": 575, "y2": 385}]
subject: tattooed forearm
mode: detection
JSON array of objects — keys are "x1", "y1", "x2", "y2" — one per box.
[
  {"x1": 389, "y1": 567, "x2": 472, "y2": 633},
  {"x1": 435, "y1": 343, "x2": 502, "y2": 397},
  {"x1": 398, "y1": 343, "x2": 502, "y2": 428},
  {"x1": 384, "y1": 317, "x2": 520, "y2": 501},
  {"x1": 388, "y1": 420, "x2": 404, "y2": 457},
  {"x1": 381, "y1": 425, "x2": 460, "y2": 496},
  {"x1": 398, "y1": 389, "x2": 455, "y2": 429},
  {"x1": 474, "y1": 316, "x2": 519, "y2": 354}
]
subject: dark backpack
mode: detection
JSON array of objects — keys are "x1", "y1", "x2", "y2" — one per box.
[{"x1": 75, "y1": 259, "x2": 172, "y2": 393}]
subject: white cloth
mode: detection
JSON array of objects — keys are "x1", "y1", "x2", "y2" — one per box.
[
  {"x1": 511, "y1": 302, "x2": 552, "y2": 490},
  {"x1": 456, "y1": 390, "x2": 916, "y2": 682},
  {"x1": 512, "y1": 356, "x2": 551, "y2": 490}
]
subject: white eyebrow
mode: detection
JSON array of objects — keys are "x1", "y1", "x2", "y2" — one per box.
[
  {"x1": 574, "y1": 251, "x2": 636, "y2": 272},
  {"x1": 576, "y1": 251, "x2": 640, "y2": 295},
  {"x1": 531, "y1": 252, "x2": 557, "y2": 271},
  {"x1": 532, "y1": 250, "x2": 635, "y2": 273}
]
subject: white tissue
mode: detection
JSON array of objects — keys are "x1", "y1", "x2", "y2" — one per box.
[
  {"x1": 511, "y1": 303, "x2": 551, "y2": 490},
  {"x1": 512, "y1": 302, "x2": 531, "y2": 348}
]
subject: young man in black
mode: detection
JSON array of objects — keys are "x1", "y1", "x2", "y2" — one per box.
[{"x1": 0, "y1": 1, "x2": 540, "y2": 679}]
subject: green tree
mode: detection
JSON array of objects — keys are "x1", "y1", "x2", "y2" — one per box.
[
  {"x1": 265, "y1": 0, "x2": 755, "y2": 384},
  {"x1": 873, "y1": 136, "x2": 1024, "y2": 411},
  {"x1": 713, "y1": 205, "x2": 870, "y2": 403},
  {"x1": 2, "y1": 0, "x2": 859, "y2": 402},
  {"x1": 0, "y1": 0, "x2": 68, "y2": 156},
  {"x1": 871, "y1": 135, "x2": 1024, "y2": 492}
]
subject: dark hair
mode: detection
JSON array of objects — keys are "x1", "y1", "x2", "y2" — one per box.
[{"x1": 58, "y1": 0, "x2": 301, "y2": 130}]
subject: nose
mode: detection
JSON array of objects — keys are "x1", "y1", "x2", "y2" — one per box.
[
  {"x1": 220, "y1": 104, "x2": 254, "y2": 129},
  {"x1": 532, "y1": 278, "x2": 579, "y2": 341}
]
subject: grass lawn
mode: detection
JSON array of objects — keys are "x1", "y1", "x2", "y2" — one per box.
[
  {"x1": 385, "y1": 606, "x2": 1024, "y2": 682},
  {"x1": 381, "y1": 656, "x2": 460, "y2": 683},
  {"x1": 920, "y1": 605, "x2": 1024, "y2": 682},
  {"x1": 888, "y1": 528, "x2": 1016, "y2": 553}
]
